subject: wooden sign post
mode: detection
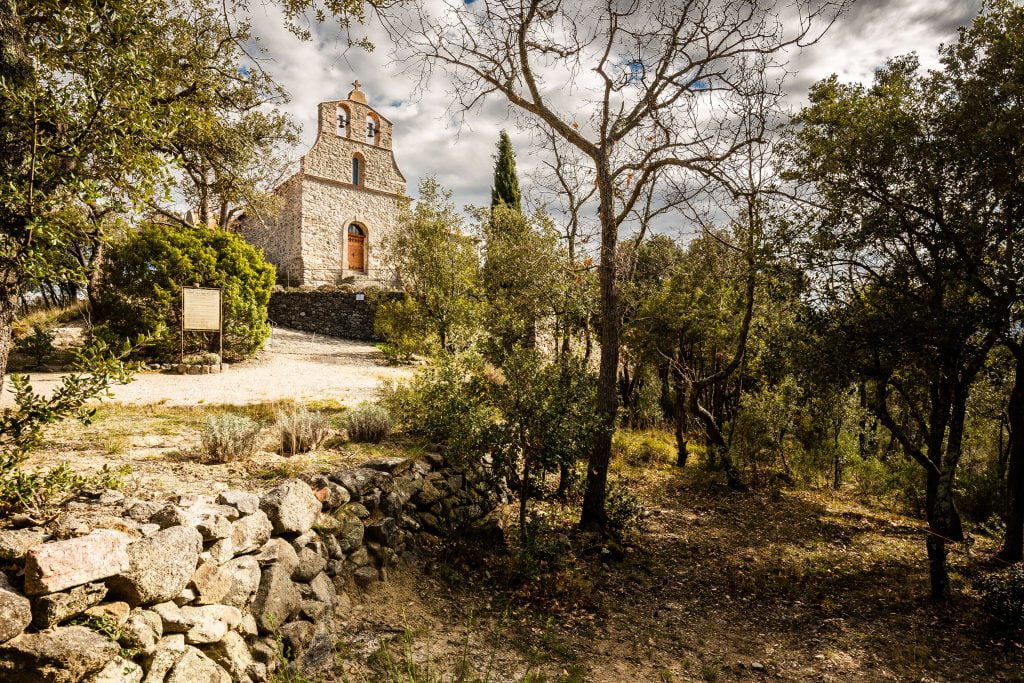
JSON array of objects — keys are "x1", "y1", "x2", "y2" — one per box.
[{"x1": 181, "y1": 286, "x2": 223, "y2": 371}]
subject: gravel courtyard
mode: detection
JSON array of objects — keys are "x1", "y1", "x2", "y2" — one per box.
[{"x1": 2, "y1": 326, "x2": 412, "y2": 408}]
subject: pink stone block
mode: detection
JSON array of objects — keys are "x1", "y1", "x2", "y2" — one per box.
[{"x1": 23, "y1": 530, "x2": 133, "y2": 596}]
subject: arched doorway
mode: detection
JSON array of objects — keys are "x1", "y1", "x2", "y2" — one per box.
[{"x1": 347, "y1": 224, "x2": 366, "y2": 272}]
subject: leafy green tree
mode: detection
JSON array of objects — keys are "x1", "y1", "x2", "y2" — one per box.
[
  {"x1": 628, "y1": 227, "x2": 758, "y2": 484},
  {"x1": 786, "y1": 51, "x2": 1009, "y2": 599},
  {"x1": 490, "y1": 130, "x2": 522, "y2": 212},
  {"x1": 151, "y1": 1, "x2": 299, "y2": 229},
  {"x1": 374, "y1": 295, "x2": 430, "y2": 362},
  {"x1": 383, "y1": 348, "x2": 597, "y2": 543},
  {"x1": 96, "y1": 223, "x2": 275, "y2": 360},
  {"x1": 618, "y1": 234, "x2": 685, "y2": 425},
  {"x1": 388, "y1": 0, "x2": 842, "y2": 532},
  {"x1": 0, "y1": 0, "x2": 196, "y2": 377},
  {"x1": 487, "y1": 348, "x2": 597, "y2": 541},
  {"x1": 477, "y1": 204, "x2": 566, "y2": 359},
  {"x1": 932, "y1": 0, "x2": 1024, "y2": 564},
  {"x1": 381, "y1": 177, "x2": 481, "y2": 353}
]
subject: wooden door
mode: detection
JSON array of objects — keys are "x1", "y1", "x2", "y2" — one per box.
[{"x1": 347, "y1": 233, "x2": 365, "y2": 271}]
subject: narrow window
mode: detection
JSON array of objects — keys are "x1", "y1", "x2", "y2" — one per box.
[{"x1": 352, "y1": 156, "x2": 360, "y2": 185}]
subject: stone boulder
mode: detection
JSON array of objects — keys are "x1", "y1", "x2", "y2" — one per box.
[
  {"x1": 279, "y1": 622, "x2": 334, "y2": 675},
  {"x1": 151, "y1": 503, "x2": 238, "y2": 541},
  {"x1": 361, "y1": 457, "x2": 414, "y2": 475},
  {"x1": 330, "y1": 468, "x2": 394, "y2": 497},
  {"x1": 31, "y1": 582, "x2": 107, "y2": 630},
  {"x1": 119, "y1": 609, "x2": 162, "y2": 656},
  {"x1": 335, "y1": 514, "x2": 364, "y2": 552},
  {"x1": 250, "y1": 563, "x2": 300, "y2": 633},
  {"x1": 152, "y1": 602, "x2": 241, "y2": 645},
  {"x1": 353, "y1": 566, "x2": 379, "y2": 590},
  {"x1": 228, "y1": 510, "x2": 273, "y2": 555},
  {"x1": 300, "y1": 572, "x2": 336, "y2": 608},
  {"x1": 220, "y1": 555, "x2": 261, "y2": 609},
  {"x1": 255, "y1": 537, "x2": 299, "y2": 574},
  {"x1": 141, "y1": 634, "x2": 186, "y2": 682},
  {"x1": 166, "y1": 646, "x2": 231, "y2": 683},
  {"x1": 0, "y1": 625, "x2": 118, "y2": 683},
  {"x1": 106, "y1": 526, "x2": 201, "y2": 606},
  {"x1": 293, "y1": 547, "x2": 327, "y2": 583},
  {"x1": 205, "y1": 631, "x2": 254, "y2": 681},
  {"x1": 366, "y1": 517, "x2": 401, "y2": 548},
  {"x1": 216, "y1": 490, "x2": 260, "y2": 516},
  {"x1": 190, "y1": 561, "x2": 234, "y2": 605},
  {"x1": 301, "y1": 475, "x2": 351, "y2": 509},
  {"x1": 88, "y1": 656, "x2": 143, "y2": 683},
  {"x1": 0, "y1": 529, "x2": 45, "y2": 561},
  {"x1": 23, "y1": 530, "x2": 132, "y2": 596},
  {"x1": 259, "y1": 480, "x2": 321, "y2": 534},
  {"x1": 0, "y1": 582, "x2": 30, "y2": 644}
]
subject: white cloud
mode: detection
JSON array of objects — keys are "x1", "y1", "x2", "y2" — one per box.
[{"x1": 244, "y1": 0, "x2": 979, "y2": 219}]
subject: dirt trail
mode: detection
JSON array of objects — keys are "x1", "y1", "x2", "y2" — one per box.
[{"x1": 2, "y1": 327, "x2": 412, "y2": 407}]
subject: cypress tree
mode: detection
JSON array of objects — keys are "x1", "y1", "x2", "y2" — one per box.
[{"x1": 490, "y1": 130, "x2": 522, "y2": 212}]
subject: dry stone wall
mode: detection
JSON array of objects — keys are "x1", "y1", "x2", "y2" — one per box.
[
  {"x1": 267, "y1": 290, "x2": 402, "y2": 341},
  {"x1": 0, "y1": 454, "x2": 500, "y2": 682}
]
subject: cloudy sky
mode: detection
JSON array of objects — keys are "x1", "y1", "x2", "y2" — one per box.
[{"x1": 243, "y1": 0, "x2": 980, "y2": 214}]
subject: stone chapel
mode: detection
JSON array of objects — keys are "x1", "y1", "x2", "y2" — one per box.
[{"x1": 239, "y1": 81, "x2": 407, "y2": 287}]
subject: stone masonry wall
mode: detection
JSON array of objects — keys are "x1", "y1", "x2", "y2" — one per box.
[
  {"x1": 237, "y1": 174, "x2": 304, "y2": 283},
  {"x1": 299, "y1": 177, "x2": 405, "y2": 285},
  {"x1": 267, "y1": 290, "x2": 402, "y2": 341},
  {"x1": 0, "y1": 455, "x2": 499, "y2": 682},
  {"x1": 309, "y1": 100, "x2": 405, "y2": 196}
]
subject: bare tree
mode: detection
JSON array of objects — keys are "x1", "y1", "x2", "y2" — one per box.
[{"x1": 387, "y1": 0, "x2": 846, "y2": 529}]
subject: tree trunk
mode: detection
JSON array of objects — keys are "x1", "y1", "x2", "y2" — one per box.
[
  {"x1": 923, "y1": 391, "x2": 967, "y2": 601},
  {"x1": 999, "y1": 346, "x2": 1024, "y2": 563},
  {"x1": 673, "y1": 373, "x2": 688, "y2": 468},
  {"x1": 519, "y1": 455, "x2": 531, "y2": 545},
  {"x1": 580, "y1": 164, "x2": 620, "y2": 532},
  {"x1": 0, "y1": 272, "x2": 20, "y2": 381},
  {"x1": 86, "y1": 241, "x2": 105, "y2": 313},
  {"x1": 832, "y1": 443, "x2": 842, "y2": 490}
]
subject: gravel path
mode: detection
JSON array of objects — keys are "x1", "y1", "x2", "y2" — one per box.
[{"x1": 2, "y1": 327, "x2": 412, "y2": 407}]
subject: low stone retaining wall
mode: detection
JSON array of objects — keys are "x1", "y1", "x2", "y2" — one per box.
[
  {"x1": 0, "y1": 454, "x2": 499, "y2": 682},
  {"x1": 267, "y1": 291, "x2": 402, "y2": 341}
]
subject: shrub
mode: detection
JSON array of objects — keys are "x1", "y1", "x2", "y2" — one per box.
[
  {"x1": 384, "y1": 349, "x2": 597, "y2": 541},
  {"x1": 374, "y1": 295, "x2": 430, "y2": 361},
  {"x1": 277, "y1": 407, "x2": 332, "y2": 454},
  {"x1": 978, "y1": 565, "x2": 1024, "y2": 632},
  {"x1": 14, "y1": 324, "x2": 55, "y2": 366},
  {"x1": 96, "y1": 222, "x2": 275, "y2": 361},
  {"x1": 380, "y1": 353, "x2": 495, "y2": 463},
  {"x1": 201, "y1": 413, "x2": 262, "y2": 462},
  {"x1": 621, "y1": 368, "x2": 668, "y2": 429},
  {"x1": 1, "y1": 338, "x2": 140, "y2": 516},
  {"x1": 612, "y1": 430, "x2": 675, "y2": 467},
  {"x1": 605, "y1": 479, "x2": 644, "y2": 533},
  {"x1": 341, "y1": 403, "x2": 391, "y2": 444}
]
